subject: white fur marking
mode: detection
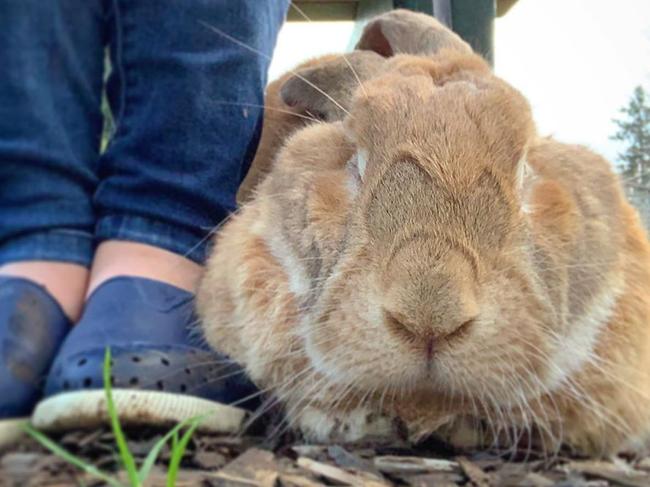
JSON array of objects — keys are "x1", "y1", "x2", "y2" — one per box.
[
  {"x1": 546, "y1": 278, "x2": 624, "y2": 390},
  {"x1": 518, "y1": 156, "x2": 537, "y2": 215},
  {"x1": 266, "y1": 232, "x2": 311, "y2": 298},
  {"x1": 357, "y1": 150, "x2": 368, "y2": 179},
  {"x1": 345, "y1": 155, "x2": 361, "y2": 197}
]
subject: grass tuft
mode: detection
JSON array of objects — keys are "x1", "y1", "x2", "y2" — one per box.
[
  {"x1": 103, "y1": 348, "x2": 140, "y2": 485},
  {"x1": 24, "y1": 348, "x2": 205, "y2": 487}
]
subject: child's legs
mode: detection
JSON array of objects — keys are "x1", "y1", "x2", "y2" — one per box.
[
  {"x1": 93, "y1": 0, "x2": 289, "y2": 287},
  {"x1": 0, "y1": 0, "x2": 106, "y2": 320}
]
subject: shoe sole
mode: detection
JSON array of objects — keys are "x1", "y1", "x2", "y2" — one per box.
[
  {"x1": 31, "y1": 389, "x2": 246, "y2": 433},
  {"x1": 0, "y1": 418, "x2": 28, "y2": 449}
]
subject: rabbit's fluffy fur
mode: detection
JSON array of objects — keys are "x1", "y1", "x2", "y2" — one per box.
[{"x1": 197, "y1": 10, "x2": 650, "y2": 456}]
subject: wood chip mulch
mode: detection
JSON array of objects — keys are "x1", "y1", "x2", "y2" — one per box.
[{"x1": 2, "y1": 427, "x2": 650, "y2": 487}]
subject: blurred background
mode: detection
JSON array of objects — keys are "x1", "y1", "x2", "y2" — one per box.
[{"x1": 269, "y1": 0, "x2": 650, "y2": 226}]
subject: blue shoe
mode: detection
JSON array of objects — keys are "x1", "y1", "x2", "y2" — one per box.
[
  {"x1": 0, "y1": 276, "x2": 71, "y2": 446},
  {"x1": 32, "y1": 276, "x2": 259, "y2": 434}
]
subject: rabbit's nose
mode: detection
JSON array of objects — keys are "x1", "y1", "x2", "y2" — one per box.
[{"x1": 384, "y1": 308, "x2": 476, "y2": 356}]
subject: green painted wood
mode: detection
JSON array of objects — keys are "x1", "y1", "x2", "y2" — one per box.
[
  {"x1": 451, "y1": 0, "x2": 495, "y2": 64},
  {"x1": 393, "y1": 0, "x2": 433, "y2": 15}
]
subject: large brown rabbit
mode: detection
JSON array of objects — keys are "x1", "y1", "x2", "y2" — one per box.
[{"x1": 197, "y1": 9, "x2": 650, "y2": 456}]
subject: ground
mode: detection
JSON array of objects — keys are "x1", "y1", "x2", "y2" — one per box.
[{"x1": 2, "y1": 426, "x2": 650, "y2": 487}]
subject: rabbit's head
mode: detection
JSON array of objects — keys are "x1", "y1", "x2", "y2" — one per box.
[{"x1": 276, "y1": 11, "x2": 555, "y2": 410}]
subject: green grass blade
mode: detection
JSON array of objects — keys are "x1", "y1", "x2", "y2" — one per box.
[
  {"x1": 166, "y1": 418, "x2": 201, "y2": 487},
  {"x1": 23, "y1": 424, "x2": 125, "y2": 487},
  {"x1": 103, "y1": 348, "x2": 140, "y2": 487},
  {"x1": 137, "y1": 415, "x2": 202, "y2": 483}
]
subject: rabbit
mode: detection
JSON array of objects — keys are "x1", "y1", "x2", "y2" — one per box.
[{"x1": 197, "y1": 9, "x2": 650, "y2": 457}]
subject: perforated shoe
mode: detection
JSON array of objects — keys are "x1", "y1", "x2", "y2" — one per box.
[
  {"x1": 32, "y1": 276, "x2": 259, "y2": 433},
  {"x1": 0, "y1": 276, "x2": 70, "y2": 446}
]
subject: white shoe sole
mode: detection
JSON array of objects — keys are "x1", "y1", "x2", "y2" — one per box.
[
  {"x1": 31, "y1": 389, "x2": 246, "y2": 433},
  {"x1": 0, "y1": 417, "x2": 27, "y2": 449}
]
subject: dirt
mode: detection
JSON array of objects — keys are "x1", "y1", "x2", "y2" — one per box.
[{"x1": 2, "y1": 426, "x2": 650, "y2": 487}]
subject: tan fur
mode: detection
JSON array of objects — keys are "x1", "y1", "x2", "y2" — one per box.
[
  {"x1": 237, "y1": 51, "x2": 385, "y2": 203},
  {"x1": 198, "y1": 10, "x2": 650, "y2": 456},
  {"x1": 236, "y1": 55, "x2": 330, "y2": 204}
]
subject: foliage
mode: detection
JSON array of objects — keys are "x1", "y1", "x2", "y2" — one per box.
[
  {"x1": 611, "y1": 85, "x2": 650, "y2": 186},
  {"x1": 24, "y1": 348, "x2": 203, "y2": 487},
  {"x1": 611, "y1": 85, "x2": 650, "y2": 228}
]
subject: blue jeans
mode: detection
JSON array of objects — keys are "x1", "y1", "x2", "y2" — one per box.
[{"x1": 0, "y1": 0, "x2": 289, "y2": 266}]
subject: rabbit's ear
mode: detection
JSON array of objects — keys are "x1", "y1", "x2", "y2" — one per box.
[
  {"x1": 279, "y1": 50, "x2": 386, "y2": 122},
  {"x1": 356, "y1": 9, "x2": 471, "y2": 57}
]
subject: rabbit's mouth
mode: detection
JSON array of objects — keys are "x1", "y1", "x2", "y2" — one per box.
[
  {"x1": 304, "y1": 314, "x2": 553, "y2": 412},
  {"x1": 302, "y1": 320, "x2": 461, "y2": 396}
]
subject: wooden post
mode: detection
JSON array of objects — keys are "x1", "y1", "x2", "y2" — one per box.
[
  {"x1": 393, "y1": 0, "x2": 496, "y2": 64},
  {"x1": 450, "y1": 0, "x2": 495, "y2": 64}
]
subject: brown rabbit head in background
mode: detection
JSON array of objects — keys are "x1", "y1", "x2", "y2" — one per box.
[{"x1": 198, "y1": 10, "x2": 650, "y2": 457}]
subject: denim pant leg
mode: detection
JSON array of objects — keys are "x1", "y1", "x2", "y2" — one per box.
[
  {"x1": 96, "y1": 0, "x2": 290, "y2": 264},
  {"x1": 0, "y1": 0, "x2": 105, "y2": 267}
]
